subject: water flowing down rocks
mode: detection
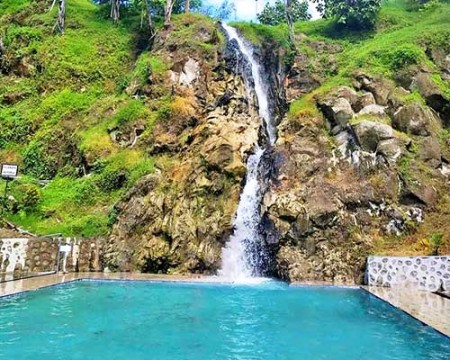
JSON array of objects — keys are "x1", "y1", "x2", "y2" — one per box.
[
  {"x1": 218, "y1": 24, "x2": 285, "y2": 281},
  {"x1": 102, "y1": 16, "x2": 450, "y2": 284}
]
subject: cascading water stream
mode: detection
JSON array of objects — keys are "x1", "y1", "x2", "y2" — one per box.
[
  {"x1": 221, "y1": 24, "x2": 276, "y2": 146},
  {"x1": 219, "y1": 24, "x2": 277, "y2": 282}
]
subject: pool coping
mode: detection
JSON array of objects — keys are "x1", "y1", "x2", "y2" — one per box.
[{"x1": 1, "y1": 272, "x2": 449, "y2": 338}]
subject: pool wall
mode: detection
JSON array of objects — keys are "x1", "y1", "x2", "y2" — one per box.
[
  {"x1": 0, "y1": 237, "x2": 104, "y2": 277},
  {"x1": 366, "y1": 256, "x2": 450, "y2": 291}
]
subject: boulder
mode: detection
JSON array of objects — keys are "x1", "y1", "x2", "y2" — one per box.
[
  {"x1": 392, "y1": 102, "x2": 436, "y2": 136},
  {"x1": 335, "y1": 86, "x2": 358, "y2": 105},
  {"x1": 401, "y1": 181, "x2": 438, "y2": 207},
  {"x1": 353, "y1": 92, "x2": 376, "y2": 113},
  {"x1": 387, "y1": 87, "x2": 410, "y2": 114},
  {"x1": 353, "y1": 73, "x2": 393, "y2": 105},
  {"x1": 377, "y1": 138, "x2": 403, "y2": 164},
  {"x1": 332, "y1": 98, "x2": 354, "y2": 126},
  {"x1": 358, "y1": 104, "x2": 386, "y2": 117},
  {"x1": 419, "y1": 136, "x2": 441, "y2": 168},
  {"x1": 306, "y1": 189, "x2": 340, "y2": 227},
  {"x1": 352, "y1": 121, "x2": 394, "y2": 152},
  {"x1": 411, "y1": 72, "x2": 450, "y2": 124},
  {"x1": 276, "y1": 246, "x2": 313, "y2": 282},
  {"x1": 266, "y1": 192, "x2": 312, "y2": 240}
]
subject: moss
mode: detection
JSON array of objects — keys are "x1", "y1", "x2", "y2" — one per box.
[{"x1": 231, "y1": 22, "x2": 290, "y2": 47}]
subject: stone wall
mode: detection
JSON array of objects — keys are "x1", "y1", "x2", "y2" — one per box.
[
  {"x1": 366, "y1": 256, "x2": 450, "y2": 291},
  {"x1": 0, "y1": 237, "x2": 105, "y2": 279}
]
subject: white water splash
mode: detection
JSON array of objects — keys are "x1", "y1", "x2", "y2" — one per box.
[
  {"x1": 219, "y1": 24, "x2": 277, "y2": 282},
  {"x1": 219, "y1": 147, "x2": 265, "y2": 281}
]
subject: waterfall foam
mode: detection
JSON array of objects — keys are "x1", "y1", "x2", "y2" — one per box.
[
  {"x1": 219, "y1": 24, "x2": 276, "y2": 282},
  {"x1": 221, "y1": 24, "x2": 276, "y2": 145}
]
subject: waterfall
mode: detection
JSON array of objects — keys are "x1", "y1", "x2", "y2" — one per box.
[
  {"x1": 221, "y1": 24, "x2": 276, "y2": 146},
  {"x1": 219, "y1": 24, "x2": 277, "y2": 281}
]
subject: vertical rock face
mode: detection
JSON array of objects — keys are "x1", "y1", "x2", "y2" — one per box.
[
  {"x1": 262, "y1": 61, "x2": 450, "y2": 283},
  {"x1": 105, "y1": 25, "x2": 450, "y2": 284},
  {"x1": 105, "y1": 30, "x2": 272, "y2": 274}
]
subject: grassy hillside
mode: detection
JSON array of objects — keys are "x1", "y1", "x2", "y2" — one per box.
[{"x1": 0, "y1": 0, "x2": 218, "y2": 236}]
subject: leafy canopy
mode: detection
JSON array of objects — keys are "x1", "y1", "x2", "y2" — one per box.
[
  {"x1": 258, "y1": 0, "x2": 311, "y2": 25},
  {"x1": 313, "y1": 0, "x2": 382, "y2": 29}
]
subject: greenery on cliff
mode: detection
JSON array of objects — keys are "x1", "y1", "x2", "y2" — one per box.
[
  {"x1": 0, "y1": 0, "x2": 449, "y2": 264},
  {"x1": 0, "y1": 0, "x2": 220, "y2": 236}
]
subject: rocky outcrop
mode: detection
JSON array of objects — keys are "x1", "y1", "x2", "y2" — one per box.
[
  {"x1": 104, "y1": 24, "x2": 450, "y2": 284},
  {"x1": 105, "y1": 28, "x2": 284, "y2": 274},
  {"x1": 392, "y1": 102, "x2": 438, "y2": 136},
  {"x1": 411, "y1": 72, "x2": 450, "y2": 124},
  {"x1": 264, "y1": 68, "x2": 449, "y2": 283}
]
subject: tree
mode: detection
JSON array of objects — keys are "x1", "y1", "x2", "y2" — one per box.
[
  {"x1": 312, "y1": 0, "x2": 382, "y2": 29},
  {"x1": 164, "y1": 0, "x2": 175, "y2": 27},
  {"x1": 111, "y1": 0, "x2": 120, "y2": 23},
  {"x1": 50, "y1": 0, "x2": 65, "y2": 34},
  {"x1": 214, "y1": 0, "x2": 236, "y2": 20},
  {"x1": 257, "y1": 0, "x2": 310, "y2": 25},
  {"x1": 185, "y1": 0, "x2": 190, "y2": 13},
  {"x1": 285, "y1": 0, "x2": 295, "y2": 50}
]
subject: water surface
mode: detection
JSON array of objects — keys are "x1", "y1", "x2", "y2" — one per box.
[{"x1": 0, "y1": 280, "x2": 448, "y2": 359}]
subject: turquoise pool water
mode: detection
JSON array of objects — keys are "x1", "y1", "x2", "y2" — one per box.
[{"x1": 0, "y1": 280, "x2": 449, "y2": 359}]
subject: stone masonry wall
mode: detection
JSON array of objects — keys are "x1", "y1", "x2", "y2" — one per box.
[
  {"x1": 0, "y1": 237, "x2": 105, "y2": 278},
  {"x1": 366, "y1": 256, "x2": 450, "y2": 292}
]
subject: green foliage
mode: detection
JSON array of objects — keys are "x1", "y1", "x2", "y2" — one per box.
[
  {"x1": 258, "y1": 0, "x2": 311, "y2": 25},
  {"x1": 429, "y1": 232, "x2": 443, "y2": 255},
  {"x1": 0, "y1": 0, "x2": 30, "y2": 16},
  {"x1": 231, "y1": 22, "x2": 290, "y2": 47},
  {"x1": 405, "y1": 0, "x2": 445, "y2": 11},
  {"x1": 113, "y1": 100, "x2": 149, "y2": 126},
  {"x1": 96, "y1": 168, "x2": 127, "y2": 192},
  {"x1": 22, "y1": 141, "x2": 56, "y2": 180},
  {"x1": 314, "y1": 0, "x2": 382, "y2": 29},
  {"x1": 389, "y1": 45, "x2": 423, "y2": 69}
]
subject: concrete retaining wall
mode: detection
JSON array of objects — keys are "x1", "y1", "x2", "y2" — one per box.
[{"x1": 366, "y1": 255, "x2": 450, "y2": 291}]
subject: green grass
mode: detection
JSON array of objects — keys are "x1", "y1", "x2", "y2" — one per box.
[{"x1": 0, "y1": 0, "x2": 158, "y2": 236}]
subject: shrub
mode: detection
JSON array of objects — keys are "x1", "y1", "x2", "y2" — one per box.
[
  {"x1": 389, "y1": 45, "x2": 423, "y2": 70},
  {"x1": 22, "y1": 141, "x2": 56, "y2": 179},
  {"x1": 429, "y1": 232, "x2": 443, "y2": 255},
  {"x1": 96, "y1": 168, "x2": 127, "y2": 192},
  {"x1": 14, "y1": 183, "x2": 41, "y2": 212},
  {"x1": 258, "y1": 0, "x2": 311, "y2": 26},
  {"x1": 314, "y1": 0, "x2": 382, "y2": 29}
]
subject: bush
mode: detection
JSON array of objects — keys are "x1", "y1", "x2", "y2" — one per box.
[
  {"x1": 314, "y1": 0, "x2": 382, "y2": 29},
  {"x1": 22, "y1": 141, "x2": 56, "y2": 179},
  {"x1": 96, "y1": 168, "x2": 127, "y2": 192},
  {"x1": 258, "y1": 0, "x2": 311, "y2": 26},
  {"x1": 13, "y1": 183, "x2": 41, "y2": 212},
  {"x1": 390, "y1": 45, "x2": 423, "y2": 69}
]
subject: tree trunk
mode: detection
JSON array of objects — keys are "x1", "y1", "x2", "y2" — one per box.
[
  {"x1": 0, "y1": 36, "x2": 4, "y2": 68},
  {"x1": 145, "y1": 0, "x2": 153, "y2": 29},
  {"x1": 111, "y1": 0, "x2": 120, "y2": 24},
  {"x1": 54, "y1": 0, "x2": 65, "y2": 34},
  {"x1": 185, "y1": 0, "x2": 190, "y2": 13},
  {"x1": 164, "y1": 0, "x2": 175, "y2": 28},
  {"x1": 145, "y1": 0, "x2": 156, "y2": 47},
  {"x1": 285, "y1": 0, "x2": 296, "y2": 52}
]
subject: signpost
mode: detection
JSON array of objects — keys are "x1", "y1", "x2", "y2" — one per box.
[{"x1": 1, "y1": 163, "x2": 18, "y2": 216}]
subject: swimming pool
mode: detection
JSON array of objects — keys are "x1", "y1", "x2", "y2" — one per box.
[{"x1": 0, "y1": 280, "x2": 448, "y2": 359}]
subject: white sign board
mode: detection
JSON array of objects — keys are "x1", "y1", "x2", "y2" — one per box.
[
  {"x1": 1, "y1": 164, "x2": 18, "y2": 179},
  {"x1": 60, "y1": 245, "x2": 72, "y2": 253}
]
